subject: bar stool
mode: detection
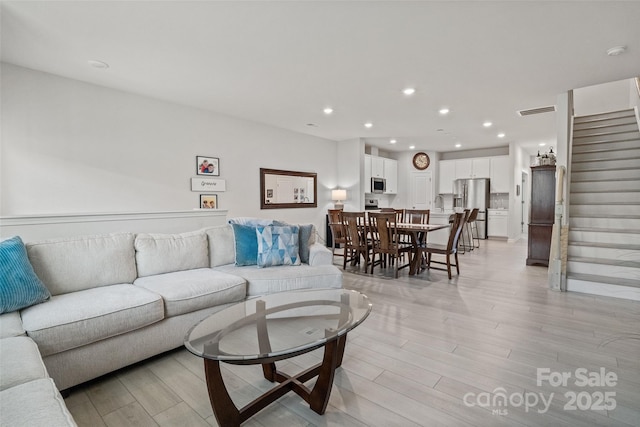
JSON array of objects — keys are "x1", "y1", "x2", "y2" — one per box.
[{"x1": 467, "y1": 208, "x2": 481, "y2": 249}]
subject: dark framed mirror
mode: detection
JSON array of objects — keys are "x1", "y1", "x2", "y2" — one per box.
[{"x1": 260, "y1": 168, "x2": 317, "y2": 209}]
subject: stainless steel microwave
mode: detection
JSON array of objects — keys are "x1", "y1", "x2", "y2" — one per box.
[{"x1": 371, "y1": 177, "x2": 386, "y2": 193}]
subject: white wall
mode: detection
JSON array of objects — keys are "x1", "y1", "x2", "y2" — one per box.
[
  {"x1": 573, "y1": 79, "x2": 633, "y2": 116},
  {"x1": 1, "y1": 64, "x2": 338, "y2": 234},
  {"x1": 336, "y1": 138, "x2": 365, "y2": 211}
]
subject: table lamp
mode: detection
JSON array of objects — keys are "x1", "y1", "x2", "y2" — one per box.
[{"x1": 332, "y1": 189, "x2": 347, "y2": 210}]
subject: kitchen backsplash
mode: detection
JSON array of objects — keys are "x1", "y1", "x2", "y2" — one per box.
[{"x1": 490, "y1": 193, "x2": 509, "y2": 209}]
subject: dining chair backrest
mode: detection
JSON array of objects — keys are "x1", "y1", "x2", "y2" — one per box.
[
  {"x1": 405, "y1": 209, "x2": 430, "y2": 225},
  {"x1": 447, "y1": 212, "x2": 466, "y2": 252},
  {"x1": 342, "y1": 211, "x2": 367, "y2": 248},
  {"x1": 328, "y1": 209, "x2": 345, "y2": 239},
  {"x1": 368, "y1": 212, "x2": 400, "y2": 250},
  {"x1": 467, "y1": 208, "x2": 479, "y2": 223}
]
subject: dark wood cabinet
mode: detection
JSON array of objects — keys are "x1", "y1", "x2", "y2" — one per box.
[{"x1": 526, "y1": 165, "x2": 556, "y2": 266}]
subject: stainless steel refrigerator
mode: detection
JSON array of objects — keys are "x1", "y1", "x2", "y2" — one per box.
[{"x1": 453, "y1": 178, "x2": 490, "y2": 239}]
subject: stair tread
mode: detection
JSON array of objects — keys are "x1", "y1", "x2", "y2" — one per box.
[
  {"x1": 570, "y1": 227, "x2": 640, "y2": 234},
  {"x1": 568, "y1": 241, "x2": 640, "y2": 250},
  {"x1": 574, "y1": 109, "x2": 636, "y2": 120},
  {"x1": 570, "y1": 177, "x2": 640, "y2": 183},
  {"x1": 567, "y1": 272, "x2": 640, "y2": 289},
  {"x1": 573, "y1": 146, "x2": 640, "y2": 154},
  {"x1": 572, "y1": 156, "x2": 640, "y2": 163},
  {"x1": 570, "y1": 189, "x2": 640, "y2": 193},
  {"x1": 571, "y1": 165, "x2": 640, "y2": 172},
  {"x1": 568, "y1": 256, "x2": 640, "y2": 268},
  {"x1": 573, "y1": 130, "x2": 640, "y2": 139},
  {"x1": 568, "y1": 203, "x2": 640, "y2": 207}
]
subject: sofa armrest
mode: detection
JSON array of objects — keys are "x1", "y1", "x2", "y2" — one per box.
[{"x1": 308, "y1": 243, "x2": 333, "y2": 266}]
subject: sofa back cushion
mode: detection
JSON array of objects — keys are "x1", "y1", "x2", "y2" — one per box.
[
  {"x1": 203, "y1": 225, "x2": 235, "y2": 267},
  {"x1": 135, "y1": 231, "x2": 208, "y2": 277},
  {"x1": 26, "y1": 233, "x2": 137, "y2": 296}
]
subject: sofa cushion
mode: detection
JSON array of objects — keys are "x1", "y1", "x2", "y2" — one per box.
[
  {"x1": 0, "y1": 337, "x2": 48, "y2": 391},
  {"x1": 256, "y1": 225, "x2": 301, "y2": 268},
  {"x1": 135, "y1": 231, "x2": 209, "y2": 277},
  {"x1": 214, "y1": 264, "x2": 342, "y2": 296},
  {"x1": 0, "y1": 378, "x2": 77, "y2": 427},
  {"x1": 26, "y1": 233, "x2": 137, "y2": 296},
  {"x1": 20, "y1": 284, "x2": 164, "y2": 357},
  {"x1": 134, "y1": 268, "x2": 246, "y2": 317},
  {"x1": 0, "y1": 311, "x2": 25, "y2": 338},
  {"x1": 0, "y1": 236, "x2": 51, "y2": 314},
  {"x1": 203, "y1": 225, "x2": 235, "y2": 267},
  {"x1": 231, "y1": 224, "x2": 259, "y2": 266}
]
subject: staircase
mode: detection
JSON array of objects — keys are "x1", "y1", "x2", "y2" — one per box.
[{"x1": 566, "y1": 108, "x2": 640, "y2": 300}]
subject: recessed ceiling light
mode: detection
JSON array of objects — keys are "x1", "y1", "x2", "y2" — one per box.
[
  {"x1": 483, "y1": 121, "x2": 492, "y2": 128},
  {"x1": 402, "y1": 88, "x2": 416, "y2": 96},
  {"x1": 439, "y1": 108, "x2": 450, "y2": 115},
  {"x1": 606, "y1": 46, "x2": 627, "y2": 56},
  {"x1": 409, "y1": 145, "x2": 415, "y2": 150},
  {"x1": 497, "y1": 133, "x2": 505, "y2": 138},
  {"x1": 364, "y1": 122, "x2": 373, "y2": 128},
  {"x1": 390, "y1": 139, "x2": 397, "y2": 144},
  {"x1": 87, "y1": 59, "x2": 109, "y2": 69},
  {"x1": 539, "y1": 142, "x2": 546, "y2": 146},
  {"x1": 455, "y1": 143, "x2": 462, "y2": 148},
  {"x1": 323, "y1": 107, "x2": 333, "y2": 115}
]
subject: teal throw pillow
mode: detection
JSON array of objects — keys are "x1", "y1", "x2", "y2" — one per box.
[
  {"x1": 0, "y1": 236, "x2": 51, "y2": 314},
  {"x1": 256, "y1": 225, "x2": 301, "y2": 268},
  {"x1": 273, "y1": 221, "x2": 314, "y2": 264},
  {"x1": 231, "y1": 224, "x2": 258, "y2": 266}
]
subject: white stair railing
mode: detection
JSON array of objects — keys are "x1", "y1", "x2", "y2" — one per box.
[{"x1": 549, "y1": 165, "x2": 566, "y2": 291}]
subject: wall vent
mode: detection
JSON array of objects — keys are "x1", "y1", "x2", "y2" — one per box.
[{"x1": 517, "y1": 105, "x2": 556, "y2": 116}]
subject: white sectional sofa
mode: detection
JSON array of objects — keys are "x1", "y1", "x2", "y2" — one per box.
[{"x1": 0, "y1": 220, "x2": 341, "y2": 426}]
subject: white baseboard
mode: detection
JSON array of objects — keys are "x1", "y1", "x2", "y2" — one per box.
[{"x1": 567, "y1": 279, "x2": 640, "y2": 301}]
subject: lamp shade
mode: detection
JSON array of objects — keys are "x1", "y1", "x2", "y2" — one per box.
[{"x1": 331, "y1": 189, "x2": 347, "y2": 201}]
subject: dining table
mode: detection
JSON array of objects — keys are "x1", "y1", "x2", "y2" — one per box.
[{"x1": 395, "y1": 222, "x2": 450, "y2": 275}]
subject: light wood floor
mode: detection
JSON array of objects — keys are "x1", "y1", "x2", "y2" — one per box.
[{"x1": 64, "y1": 239, "x2": 640, "y2": 427}]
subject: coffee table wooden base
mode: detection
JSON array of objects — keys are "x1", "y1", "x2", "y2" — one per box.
[{"x1": 204, "y1": 335, "x2": 347, "y2": 426}]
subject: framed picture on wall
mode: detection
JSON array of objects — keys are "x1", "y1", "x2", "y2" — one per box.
[
  {"x1": 196, "y1": 156, "x2": 220, "y2": 176},
  {"x1": 200, "y1": 194, "x2": 218, "y2": 209}
]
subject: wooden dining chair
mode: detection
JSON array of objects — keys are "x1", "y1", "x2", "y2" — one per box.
[
  {"x1": 367, "y1": 212, "x2": 413, "y2": 278},
  {"x1": 341, "y1": 211, "x2": 372, "y2": 270},
  {"x1": 404, "y1": 209, "x2": 430, "y2": 225},
  {"x1": 416, "y1": 212, "x2": 465, "y2": 279},
  {"x1": 327, "y1": 209, "x2": 346, "y2": 260}
]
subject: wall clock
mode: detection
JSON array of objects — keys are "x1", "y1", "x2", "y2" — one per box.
[{"x1": 412, "y1": 152, "x2": 430, "y2": 170}]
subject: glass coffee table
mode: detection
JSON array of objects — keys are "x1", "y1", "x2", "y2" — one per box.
[{"x1": 185, "y1": 288, "x2": 371, "y2": 426}]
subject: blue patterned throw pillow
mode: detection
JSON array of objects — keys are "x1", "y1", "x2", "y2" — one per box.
[
  {"x1": 0, "y1": 236, "x2": 51, "y2": 314},
  {"x1": 273, "y1": 221, "x2": 315, "y2": 264},
  {"x1": 256, "y1": 225, "x2": 301, "y2": 268}
]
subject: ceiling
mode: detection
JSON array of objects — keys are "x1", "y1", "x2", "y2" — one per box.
[{"x1": 2, "y1": 1, "x2": 639, "y2": 155}]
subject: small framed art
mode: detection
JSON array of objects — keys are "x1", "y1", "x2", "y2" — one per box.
[
  {"x1": 196, "y1": 156, "x2": 220, "y2": 176},
  {"x1": 200, "y1": 194, "x2": 218, "y2": 209}
]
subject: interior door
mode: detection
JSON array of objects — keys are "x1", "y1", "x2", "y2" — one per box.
[{"x1": 410, "y1": 172, "x2": 432, "y2": 210}]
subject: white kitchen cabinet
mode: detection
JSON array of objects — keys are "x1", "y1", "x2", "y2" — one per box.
[
  {"x1": 371, "y1": 156, "x2": 384, "y2": 178},
  {"x1": 490, "y1": 155, "x2": 510, "y2": 193},
  {"x1": 364, "y1": 154, "x2": 396, "y2": 194},
  {"x1": 488, "y1": 210, "x2": 509, "y2": 237},
  {"x1": 383, "y1": 158, "x2": 397, "y2": 194},
  {"x1": 438, "y1": 160, "x2": 456, "y2": 194},
  {"x1": 455, "y1": 157, "x2": 491, "y2": 179}
]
